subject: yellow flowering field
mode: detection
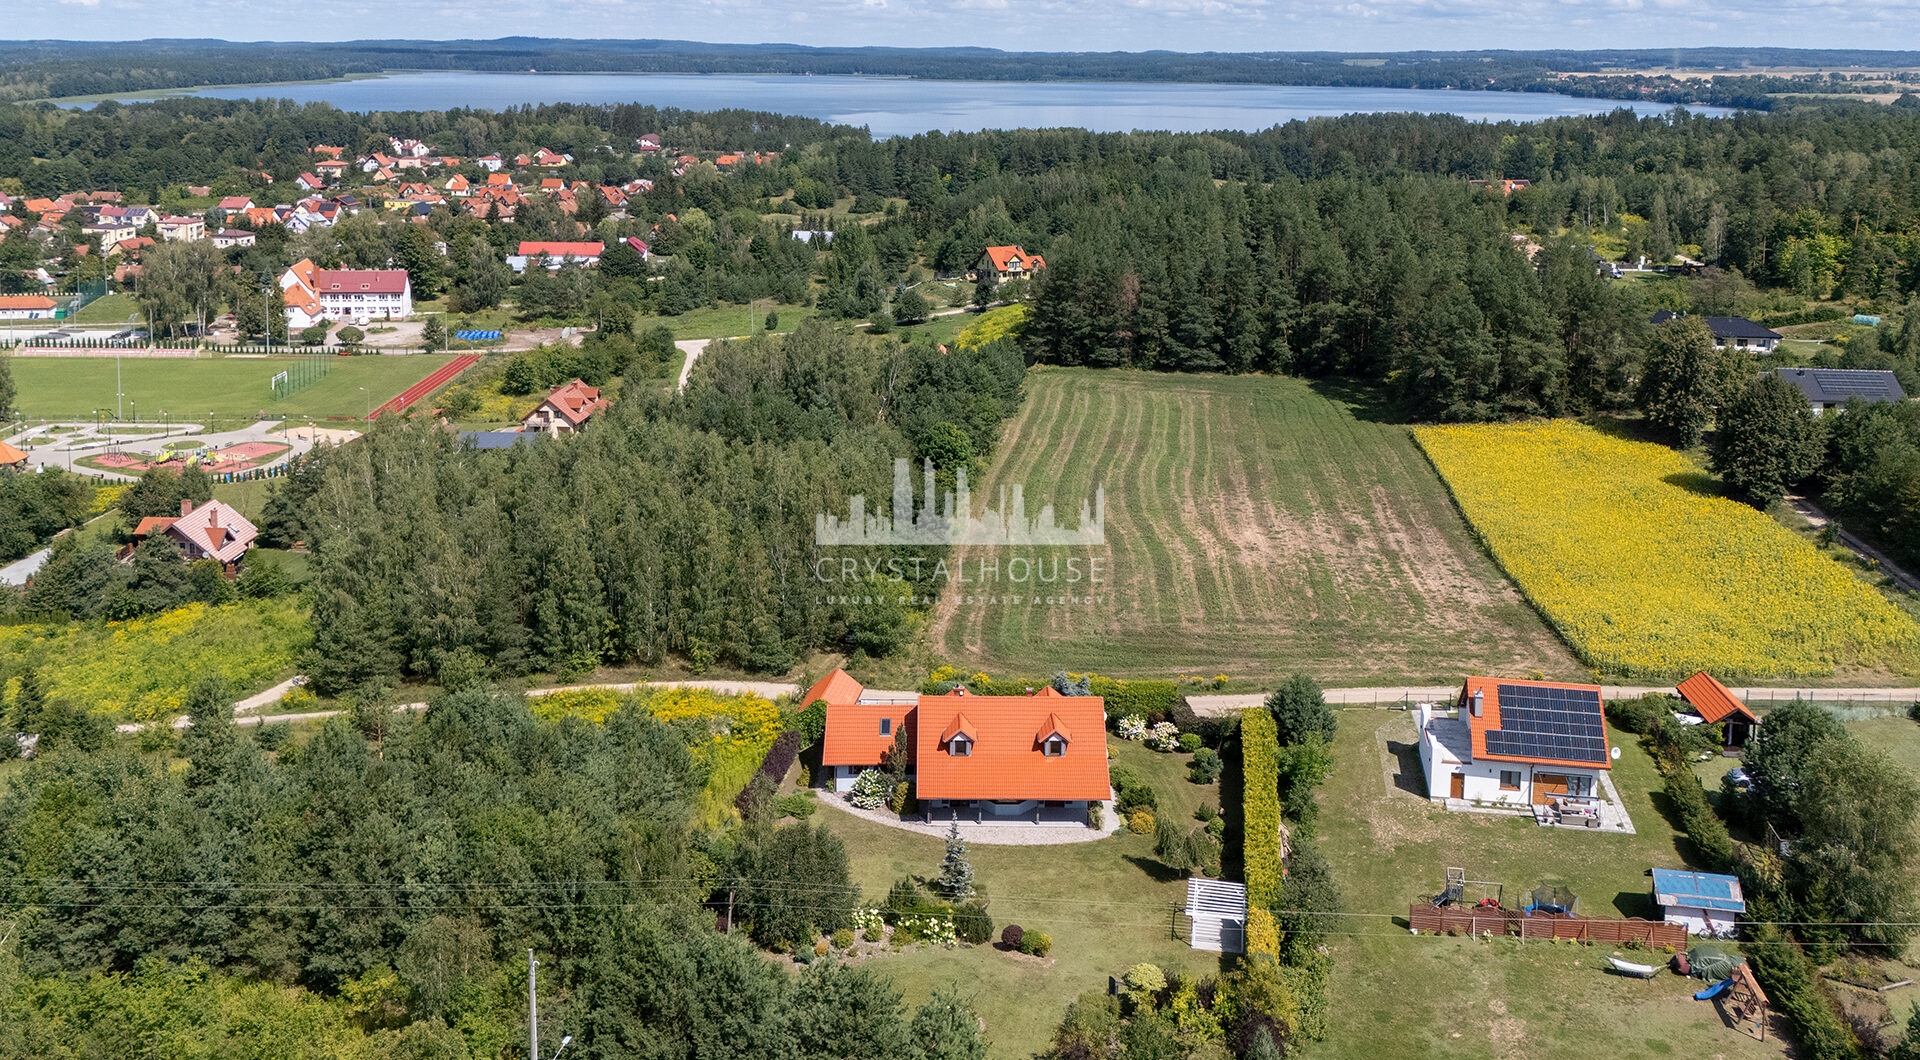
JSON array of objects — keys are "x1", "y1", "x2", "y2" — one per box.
[
  {"x1": 532, "y1": 686, "x2": 784, "y2": 826},
  {"x1": 0, "y1": 599, "x2": 310, "y2": 720},
  {"x1": 954, "y1": 303, "x2": 1028, "y2": 349},
  {"x1": 1415, "y1": 421, "x2": 1920, "y2": 678}
]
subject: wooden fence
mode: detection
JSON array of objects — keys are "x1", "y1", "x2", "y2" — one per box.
[{"x1": 1408, "y1": 904, "x2": 1687, "y2": 948}]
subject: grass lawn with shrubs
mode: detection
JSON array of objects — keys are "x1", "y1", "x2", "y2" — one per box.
[
  {"x1": 1300, "y1": 708, "x2": 1787, "y2": 1059},
  {"x1": 820, "y1": 738, "x2": 1227, "y2": 1060}
]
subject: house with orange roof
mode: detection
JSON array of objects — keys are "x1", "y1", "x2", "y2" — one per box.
[
  {"x1": 124, "y1": 499, "x2": 259, "y2": 576},
  {"x1": 973, "y1": 245, "x2": 1045, "y2": 284},
  {"x1": 216, "y1": 195, "x2": 254, "y2": 215},
  {"x1": 109, "y1": 236, "x2": 156, "y2": 258},
  {"x1": 521, "y1": 379, "x2": 607, "y2": 435},
  {"x1": 311, "y1": 144, "x2": 346, "y2": 159},
  {"x1": 486, "y1": 173, "x2": 514, "y2": 189},
  {"x1": 1416, "y1": 677, "x2": 1621, "y2": 825},
  {"x1": 23, "y1": 198, "x2": 59, "y2": 215},
  {"x1": 1674, "y1": 672, "x2": 1758, "y2": 750},
  {"x1": 808, "y1": 669, "x2": 1113, "y2": 820},
  {"x1": 539, "y1": 177, "x2": 565, "y2": 193},
  {"x1": 534, "y1": 148, "x2": 570, "y2": 167},
  {"x1": 0, "y1": 294, "x2": 59, "y2": 321},
  {"x1": 445, "y1": 174, "x2": 471, "y2": 196}
]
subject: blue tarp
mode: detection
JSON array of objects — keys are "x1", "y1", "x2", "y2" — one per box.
[
  {"x1": 455, "y1": 330, "x2": 501, "y2": 341},
  {"x1": 1652, "y1": 868, "x2": 1746, "y2": 913}
]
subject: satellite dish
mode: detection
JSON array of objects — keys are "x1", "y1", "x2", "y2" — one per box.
[{"x1": 1611, "y1": 746, "x2": 1621, "y2": 761}]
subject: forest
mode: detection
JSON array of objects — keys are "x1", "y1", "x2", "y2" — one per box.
[
  {"x1": 282, "y1": 324, "x2": 1024, "y2": 690},
  {"x1": 5, "y1": 39, "x2": 1920, "y2": 106}
]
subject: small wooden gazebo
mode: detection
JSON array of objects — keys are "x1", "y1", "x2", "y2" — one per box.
[
  {"x1": 0, "y1": 441, "x2": 26, "y2": 472},
  {"x1": 1676, "y1": 672, "x2": 1760, "y2": 751}
]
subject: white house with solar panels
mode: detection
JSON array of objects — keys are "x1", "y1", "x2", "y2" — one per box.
[
  {"x1": 1415, "y1": 677, "x2": 1619, "y2": 827},
  {"x1": 1650, "y1": 868, "x2": 1745, "y2": 937}
]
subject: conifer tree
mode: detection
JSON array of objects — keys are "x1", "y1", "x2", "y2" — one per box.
[{"x1": 935, "y1": 822, "x2": 975, "y2": 901}]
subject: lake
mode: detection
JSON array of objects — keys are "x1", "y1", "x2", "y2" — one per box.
[{"x1": 88, "y1": 72, "x2": 1732, "y2": 136}]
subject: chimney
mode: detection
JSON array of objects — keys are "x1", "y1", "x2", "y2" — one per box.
[
  {"x1": 181, "y1": 498, "x2": 195, "y2": 517},
  {"x1": 1471, "y1": 689, "x2": 1484, "y2": 718}
]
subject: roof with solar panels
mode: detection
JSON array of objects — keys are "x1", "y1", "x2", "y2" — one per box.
[
  {"x1": 1774, "y1": 367, "x2": 1906, "y2": 405},
  {"x1": 1458, "y1": 676, "x2": 1612, "y2": 770}
]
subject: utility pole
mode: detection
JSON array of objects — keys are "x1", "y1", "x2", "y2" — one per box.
[{"x1": 528, "y1": 949, "x2": 540, "y2": 1060}]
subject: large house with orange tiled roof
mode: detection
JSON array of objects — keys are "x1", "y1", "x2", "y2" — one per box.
[
  {"x1": 807, "y1": 668, "x2": 1112, "y2": 820},
  {"x1": 0, "y1": 294, "x2": 59, "y2": 320},
  {"x1": 972, "y1": 245, "x2": 1045, "y2": 284},
  {"x1": 1416, "y1": 677, "x2": 1617, "y2": 820},
  {"x1": 123, "y1": 499, "x2": 259, "y2": 576},
  {"x1": 521, "y1": 379, "x2": 607, "y2": 435}
]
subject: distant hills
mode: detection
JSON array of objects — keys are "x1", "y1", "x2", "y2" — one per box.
[{"x1": 5, "y1": 39, "x2": 1920, "y2": 108}]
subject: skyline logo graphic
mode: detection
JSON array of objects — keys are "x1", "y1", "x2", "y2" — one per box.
[{"x1": 816, "y1": 458, "x2": 1105, "y2": 546}]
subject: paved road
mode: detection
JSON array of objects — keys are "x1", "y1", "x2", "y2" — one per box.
[{"x1": 1187, "y1": 683, "x2": 1920, "y2": 715}]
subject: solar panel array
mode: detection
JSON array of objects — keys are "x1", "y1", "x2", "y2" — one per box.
[
  {"x1": 1482, "y1": 683, "x2": 1607, "y2": 764},
  {"x1": 1810, "y1": 370, "x2": 1898, "y2": 398}
]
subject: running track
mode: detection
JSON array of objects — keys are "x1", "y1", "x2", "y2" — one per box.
[{"x1": 368, "y1": 354, "x2": 481, "y2": 419}]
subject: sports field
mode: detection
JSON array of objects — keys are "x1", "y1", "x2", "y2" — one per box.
[
  {"x1": 925, "y1": 369, "x2": 1578, "y2": 684},
  {"x1": 8, "y1": 353, "x2": 466, "y2": 424}
]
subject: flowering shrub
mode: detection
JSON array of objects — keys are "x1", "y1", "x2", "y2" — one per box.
[
  {"x1": 849, "y1": 769, "x2": 890, "y2": 810},
  {"x1": 1416, "y1": 421, "x2": 1920, "y2": 677},
  {"x1": 1018, "y1": 930, "x2": 1053, "y2": 957},
  {"x1": 1126, "y1": 809, "x2": 1156, "y2": 835},
  {"x1": 851, "y1": 906, "x2": 886, "y2": 932},
  {"x1": 1144, "y1": 722, "x2": 1182, "y2": 752},
  {"x1": 893, "y1": 913, "x2": 958, "y2": 948},
  {"x1": 1117, "y1": 715, "x2": 1149, "y2": 741}
]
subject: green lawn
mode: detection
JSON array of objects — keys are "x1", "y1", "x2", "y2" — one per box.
[
  {"x1": 70, "y1": 292, "x2": 142, "y2": 325},
  {"x1": 1303, "y1": 709, "x2": 1786, "y2": 1059},
  {"x1": 922, "y1": 369, "x2": 1578, "y2": 685},
  {"x1": 11, "y1": 353, "x2": 464, "y2": 424},
  {"x1": 821, "y1": 738, "x2": 1225, "y2": 1059},
  {"x1": 646, "y1": 302, "x2": 818, "y2": 341},
  {"x1": 1850, "y1": 714, "x2": 1920, "y2": 778}
]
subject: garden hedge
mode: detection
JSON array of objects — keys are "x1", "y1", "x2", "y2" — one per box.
[
  {"x1": 1745, "y1": 924, "x2": 1864, "y2": 1060},
  {"x1": 735, "y1": 729, "x2": 804, "y2": 814},
  {"x1": 1241, "y1": 708, "x2": 1283, "y2": 910}
]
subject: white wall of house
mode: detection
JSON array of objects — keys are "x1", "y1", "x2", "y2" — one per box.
[
  {"x1": 828, "y1": 763, "x2": 880, "y2": 793},
  {"x1": 1662, "y1": 903, "x2": 1739, "y2": 938}
]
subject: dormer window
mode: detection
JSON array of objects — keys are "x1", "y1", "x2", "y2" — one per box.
[
  {"x1": 1043, "y1": 735, "x2": 1066, "y2": 757},
  {"x1": 948, "y1": 735, "x2": 972, "y2": 757},
  {"x1": 878, "y1": 717, "x2": 892, "y2": 736}
]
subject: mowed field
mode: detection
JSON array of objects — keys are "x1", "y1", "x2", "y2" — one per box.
[
  {"x1": 9, "y1": 353, "x2": 466, "y2": 423},
  {"x1": 926, "y1": 369, "x2": 1578, "y2": 683}
]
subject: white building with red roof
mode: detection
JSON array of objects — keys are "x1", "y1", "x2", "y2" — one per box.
[
  {"x1": 279, "y1": 258, "x2": 413, "y2": 328},
  {"x1": 521, "y1": 379, "x2": 607, "y2": 435}
]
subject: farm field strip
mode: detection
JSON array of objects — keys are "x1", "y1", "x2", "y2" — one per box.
[
  {"x1": 1415, "y1": 421, "x2": 1920, "y2": 679},
  {"x1": 926, "y1": 369, "x2": 1577, "y2": 682}
]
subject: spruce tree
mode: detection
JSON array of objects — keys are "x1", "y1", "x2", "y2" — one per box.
[{"x1": 935, "y1": 822, "x2": 975, "y2": 901}]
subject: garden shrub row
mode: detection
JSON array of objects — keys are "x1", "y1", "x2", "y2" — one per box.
[
  {"x1": 735, "y1": 729, "x2": 803, "y2": 814},
  {"x1": 1241, "y1": 708, "x2": 1283, "y2": 912},
  {"x1": 1745, "y1": 924, "x2": 1864, "y2": 1060},
  {"x1": 916, "y1": 669, "x2": 1179, "y2": 723}
]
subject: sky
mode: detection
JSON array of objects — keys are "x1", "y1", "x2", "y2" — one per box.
[{"x1": 26, "y1": 0, "x2": 1920, "y2": 52}]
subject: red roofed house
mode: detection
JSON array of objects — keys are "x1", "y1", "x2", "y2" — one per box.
[
  {"x1": 973, "y1": 245, "x2": 1045, "y2": 284},
  {"x1": 296, "y1": 173, "x2": 326, "y2": 192},
  {"x1": 217, "y1": 195, "x2": 255, "y2": 216},
  {"x1": 513, "y1": 241, "x2": 602, "y2": 272},
  {"x1": 1416, "y1": 677, "x2": 1621, "y2": 827},
  {"x1": 534, "y1": 149, "x2": 569, "y2": 167},
  {"x1": 539, "y1": 177, "x2": 565, "y2": 192},
  {"x1": 0, "y1": 294, "x2": 59, "y2": 321},
  {"x1": 809, "y1": 668, "x2": 1112, "y2": 823},
  {"x1": 1675, "y1": 672, "x2": 1759, "y2": 750},
  {"x1": 279, "y1": 258, "x2": 413, "y2": 328},
  {"x1": 125, "y1": 499, "x2": 259, "y2": 576},
  {"x1": 521, "y1": 379, "x2": 607, "y2": 435}
]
